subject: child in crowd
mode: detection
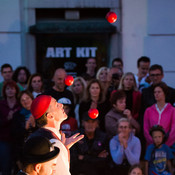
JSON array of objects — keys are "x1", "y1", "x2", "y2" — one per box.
[
  {"x1": 58, "y1": 97, "x2": 78, "y2": 137},
  {"x1": 128, "y1": 164, "x2": 143, "y2": 175},
  {"x1": 145, "y1": 125, "x2": 174, "y2": 175}
]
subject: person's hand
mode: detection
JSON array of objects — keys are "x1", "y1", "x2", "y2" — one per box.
[
  {"x1": 78, "y1": 155, "x2": 84, "y2": 160},
  {"x1": 118, "y1": 132, "x2": 124, "y2": 146},
  {"x1": 61, "y1": 133, "x2": 84, "y2": 149},
  {"x1": 7, "y1": 110, "x2": 15, "y2": 120},
  {"x1": 123, "y1": 109, "x2": 132, "y2": 120},
  {"x1": 25, "y1": 115, "x2": 35, "y2": 130},
  {"x1": 98, "y1": 150, "x2": 109, "y2": 158}
]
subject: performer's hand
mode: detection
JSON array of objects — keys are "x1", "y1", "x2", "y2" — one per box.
[{"x1": 62, "y1": 133, "x2": 84, "y2": 149}]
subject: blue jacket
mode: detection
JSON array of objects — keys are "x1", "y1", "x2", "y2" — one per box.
[{"x1": 110, "y1": 132, "x2": 141, "y2": 165}]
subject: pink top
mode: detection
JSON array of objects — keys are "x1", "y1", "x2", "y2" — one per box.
[{"x1": 144, "y1": 103, "x2": 175, "y2": 146}]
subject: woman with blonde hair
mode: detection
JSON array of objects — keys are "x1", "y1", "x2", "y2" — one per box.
[
  {"x1": 117, "y1": 72, "x2": 141, "y2": 119},
  {"x1": 70, "y1": 77, "x2": 87, "y2": 127},
  {"x1": 96, "y1": 66, "x2": 110, "y2": 96}
]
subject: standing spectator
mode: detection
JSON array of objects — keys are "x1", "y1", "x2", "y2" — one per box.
[
  {"x1": 144, "y1": 82, "x2": 175, "y2": 147},
  {"x1": 118, "y1": 72, "x2": 141, "y2": 120},
  {"x1": 70, "y1": 112, "x2": 109, "y2": 175},
  {"x1": 0, "y1": 64, "x2": 23, "y2": 99},
  {"x1": 105, "y1": 90, "x2": 140, "y2": 139},
  {"x1": 27, "y1": 73, "x2": 44, "y2": 98},
  {"x1": 145, "y1": 125, "x2": 174, "y2": 175},
  {"x1": 12, "y1": 90, "x2": 36, "y2": 172},
  {"x1": 70, "y1": 77, "x2": 87, "y2": 127},
  {"x1": 79, "y1": 79, "x2": 110, "y2": 131},
  {"x1": 17, "y1": 136, "x2": 60, "y2": 175},
  {"x1": 141, "y1": 64, "x2": 175, "y2": 115},
  {"x1": 81, "y1": 58, "x2": 97, "y2": 81},
  {"x1": 12, "y1": 66, "x2": 31, "y2": 90},
  {"x1": 43, "y1": 68, "x2": 74, "y2": 116},
  {"x1": 109, "y1": 118, "x2": 141, "y2": 175},
  {"x1": 58, "y1": 97, "x2": 78, "y2": 138},
  {"x1": 134, "y1": 56, "x2": 151, "y2": 91},
  {"x1": 96, "y1": 66, "x2": 110, "y2": 97},
  {"x1": 112, "y1": 57, "x2": 123, "y2": 71},
  {"x1": 0, "y1": 81, "x2": 21, "y2": 175}
]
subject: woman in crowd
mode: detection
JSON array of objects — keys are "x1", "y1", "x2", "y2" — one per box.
[
  {"x1": 96, "y1": 66, "x2": 110, "y2": 96},
  {"x1": 27, "y1": 73, "x2": 44, "y2": 98},
  {"x1": 144, "y1": 82, "x2": 175, "y2": 147},
  {"x1": 118, "y1": 72, "x2": 141, "y2": 119},
  {"x1": 0, "y1": 81, "x2": 21, "y2": 175},
  {"x1": 79, "y1": 79, "x2": 110, "y2": 131},
  {"x1": 70, "y1": 77, "x2": 87, "y2": 127},
  {"x1": 105, "y1": 90, "x2": 140, "y2": 139},
  {"x1": 12, "y1": 90, "x2": 36, "y2": 171},
  {"x1": 109, "y1": 118, "x2": 141, "y2": 175}
]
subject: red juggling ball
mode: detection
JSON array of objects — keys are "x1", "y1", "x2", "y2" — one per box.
[
  {"x1": 88, "y1": 109, "x2": 99, "y2": 119},
  {"x1": 106, "y1": 12, "x2": 117, "y2": 23},
  {"x1": 64, "y1": 75, "x2": 74, "y2": 86}
]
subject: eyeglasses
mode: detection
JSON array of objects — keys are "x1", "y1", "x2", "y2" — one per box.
[
  {"x1": 150, "y1": 74, "x2": 162, "y2": 77},
  {"x1": 119, "y1": 126, "x2": 129, "y2": 129}
]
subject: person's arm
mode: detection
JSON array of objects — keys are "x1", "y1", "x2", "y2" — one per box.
[
  {"x1": 166, "y1": 108, "x2": 175, "y2": 146},
  {"x1": 105, "y1": 113, "x2": 118, "y2": 137},
  {"x1": 145, "y1": 161, "x2": 149, "y2": 175},
  {"x1": 124, "y1": 137, "x2": 141, "y2": 165},
  {"x1": 109, "y1": 137, "x2": 125, "y2": 165},
  {"x1": 167, "y1": 160, "x2": 173, "y2": 175},
  {"x1": 143, "y1": 109, "x2": 153, "y2": 144}
]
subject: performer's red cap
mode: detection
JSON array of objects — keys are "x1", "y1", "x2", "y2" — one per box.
[{"x1": 31, "y1": 95, "x2": 52, "y2": 119}]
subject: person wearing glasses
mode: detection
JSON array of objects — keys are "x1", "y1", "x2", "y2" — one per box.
[{"x1": 109, "y1": 118, "x2": 141, "y2": 175}]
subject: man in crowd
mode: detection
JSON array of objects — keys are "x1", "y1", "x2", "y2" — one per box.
[
  {"x1": 134, "y1": 56, "x2": 151, "y2": 91},
  {"x1": 30, "y1": 95, "x2": 84, "y2": 175},
  {"x1": 17, "y1": 136, "x2": 60, "y2": 175},
  {"x1": 112, "y1": 57, "x2": 123, "y2": 73}
]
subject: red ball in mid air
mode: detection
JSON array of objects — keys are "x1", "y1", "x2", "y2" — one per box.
[
  {"x1": 64, "y1": 75, "x2": 74, "y2": 86},
  {"x1": 88, "y1": 109, "x2": 99, "y2": 119},
  {"x1": 106, "y1": 12, "x2": 117, "y2": 23}
]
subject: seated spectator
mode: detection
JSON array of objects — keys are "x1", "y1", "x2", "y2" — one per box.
[
  {"x1": 144, "y1": 82, "x2": 175, "y2": 147},
  {"x1": 0, "y1": 80, "x2": 21, "y2": 175},
  {"x1": 27, "y1": 73, "x2": 44, "y2": 98},
  {"x1": 105, "y1": 90, "x2": 140, "y2": 139},
  {"x1": 70, "y1": 77, "x2": 87, "y2": 127},
  {"x1": 0, "y1": 64, "x2": 23, "y2": 99},
  {"x1": 145, "y1": 125, "x2": 174, "y2": 175},
  {"x1": 96, "y1": 66, "x2": 110, "y2": 97},
  {"x1": 128, "y1": 164, "x2": 143, "y2": 175},
  {"x1": 12, "y1": 90, "x2": 37, "y2": 172},
  {"x1": 17, "y1": 136, "x2": 59, "y2": 175},
  {"x1": 12, "y1": 66, "x2": 31, "y2": 90},
  {"x1": 58, "y1": 98, "x2": 78, "y2": 138},
  {"x1": 70, "y1": 112, "x2": 109, "y2": 175},
  {"x1": 118, "y1": 72, "x2": 141, "y2": 120},
  {"x1": 109, "y1": 118, "x2": 141, "y2": 175},
  {"x1": 134, "y1": 56, "x2": 151, "y2": 91},
  {"x1": 79, "y1": 79, "x2": 110, "y2": 131}
]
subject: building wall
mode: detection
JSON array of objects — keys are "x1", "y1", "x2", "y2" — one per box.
[{"x1": 0, "y1": 0, "x2": 22, "y2": 81}]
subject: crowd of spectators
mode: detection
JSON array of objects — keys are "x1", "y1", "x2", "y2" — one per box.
[{"x1": 0, "y1": 55, "x2": 175, "y2": 175}]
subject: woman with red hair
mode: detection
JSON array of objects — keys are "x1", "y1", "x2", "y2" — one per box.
[{"x1": 0, "y1": 80, "x2": 21, "y2": 175}]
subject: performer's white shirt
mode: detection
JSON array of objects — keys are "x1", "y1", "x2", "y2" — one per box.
[{"x1": 44, "y1": 127, "x2": 71, "y2": 175}]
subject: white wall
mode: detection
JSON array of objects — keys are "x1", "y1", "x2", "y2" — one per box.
[{"x1": 0, "y1": 0, "x2": 22, "y2": 81}]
